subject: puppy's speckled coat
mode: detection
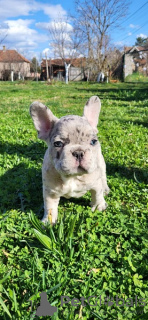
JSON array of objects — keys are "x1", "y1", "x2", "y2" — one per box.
[{"x1": 30, "y1": 96, "x2": 110, "y2": 224}]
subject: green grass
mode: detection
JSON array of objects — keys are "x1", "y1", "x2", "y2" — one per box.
[
  {"x1": 125, "y1": 72, "x2": 148, "y2": 83},
  {"x1": 0, "y1": 81, "x2": 148, "y2": 320}
]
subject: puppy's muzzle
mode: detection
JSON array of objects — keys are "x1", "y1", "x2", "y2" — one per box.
[{"x1": 72, "y1": 150, "x2": 84, "y2": 161}]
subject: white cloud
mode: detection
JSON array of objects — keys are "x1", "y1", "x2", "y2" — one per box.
[
  {"x1": 49, "y1": 21, "x2": 73, "y2": 32},
  {"x1": 0, "y1": 22, "x2": 9, "y2": 29},
  {"x1": 36, "y1": 21, "x2": 73, "y2": 33},
  {"x1": 42, "y1": 48, "x2": 50, "y2": 55},
  {"x1": 0, "y1": 0, "x2": 38, "y2": 19},
  {"x1": 128, "y1": 32, "x2": 132, "y2": 36},
  {"x1": 0, "y1": 0, "x2": 68, "y2": 58},
  {"x1": 4, "y1": 19, "x2": 48, "y2": 51},
  {"x1": 129, "y1": 24, "x2": 139, "y2": 29},
  {"x1": 137, "y1": 33, "x2": 147, "y2": 39},
  {"x1": 0, "y1": 0, "x2": 67, "y2": 20},
  {"x1": 41, "y1": 4, "x2": 67, "y2": 20},
  {"x1": 35, "y1": 22, "x2": 50, "y2": 31},
  {"x1": 6, "y1": 19, "x2": 36, "y2": 38},
  {"x1": 114, "y1": 41, "x2": 124, "y2": 47}
]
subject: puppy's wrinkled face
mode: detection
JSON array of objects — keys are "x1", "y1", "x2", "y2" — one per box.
[
  {"x1": 49, "y1": 115, "x2": 100, "y2": 175},
  {"x1": 30, "y1": 96, "x2": 102, "y2": 176}
]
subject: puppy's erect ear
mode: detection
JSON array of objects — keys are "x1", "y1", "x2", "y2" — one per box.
[
  {"x1": 30, "y1": 101, "x2": 58, "y2": 141},
  {"x1": 83, "y1": 96, "x2": 101, "y2": 132}
]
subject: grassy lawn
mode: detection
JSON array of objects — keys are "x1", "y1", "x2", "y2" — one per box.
[{"x1": 0, "y1": 81, "x2": 148, "y2": 320}]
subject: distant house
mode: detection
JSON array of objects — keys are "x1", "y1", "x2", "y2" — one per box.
[
  {"x1": 123, "y1": 46, "x2": 148, "y2": 79},
  {"x1": 41, "y1": 57, "x2": 87, "y2": 81},
  {"x1": 0, "y1": 46, "x2": 30, "y2": 80}
]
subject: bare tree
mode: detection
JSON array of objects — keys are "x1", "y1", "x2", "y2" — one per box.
[
  {"x1": 73, "y1": 0, "x2": 129, "y2": 79},
  {"x1": 48, "y1": 17, "x2": 81, "y2": 84},
  {"x1": 0, "y1": 22, "x2": 8, "y2": 45}
]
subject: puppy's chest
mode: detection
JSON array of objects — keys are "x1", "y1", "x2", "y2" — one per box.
[{"x1": 61, "y1": 176, "x2": 87, "y2": 198}]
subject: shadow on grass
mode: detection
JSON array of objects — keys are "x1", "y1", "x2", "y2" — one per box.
[
  {"x1": 0, "y1": 159, "x2": 147, "y2": 216},
  {"x1": 106, "y1": 162, "x2": 148, "y2": 184},
  {"x1": 132, "y1": 120, "x2": 148, "y2": 128},
  {"x1": 0, "y1": 136, "x2": 147, "y2": 215},
  {"x1": 77, "y1": 83, "x2": 148, "y2": 102},
  {"x1": 0, "y1": 140, "x2": 46, "y2": 160},
  {"x1": 100, "y1": 117, "x2": 148, "y2": 129},
  {"x1": 0, "y1": 161, "x2": 91, "y2": 216},
  {"x1": 119, "y1": 119, "x2": 148, "y2": 129},
  {"x1": 0, "y1": 163, "x2": 43, "y2": 216}
]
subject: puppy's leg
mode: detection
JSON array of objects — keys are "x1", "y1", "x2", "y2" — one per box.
[
  {"x1": 100, "y1": 154, "x2": 110, "y2": 195},
  {"x1": 90, "y1": 182, "x2": 107, "y2": 212},
  {"x1": 102, "y1": 175, "x2": 110, "y2": 196},
  {"x1": 42, "y1": 190, "x2": 60, "y2": 224}
]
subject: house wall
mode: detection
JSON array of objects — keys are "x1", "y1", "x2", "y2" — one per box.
[
  {"x1": 0, "y1": 62, "x2": 30, "y2": 80},
  {"x1": 69, "y1": 67, "x2": 84, "y2": 81},
  {"x1": 124, "y1": 51, "x2": 148, "y2": 79},
  {"x1": 123, "y1": 54, "x2": 135, "y2": 79}
]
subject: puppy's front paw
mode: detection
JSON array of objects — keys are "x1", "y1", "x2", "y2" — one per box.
[
  {"x1": 103, "y1": 186, "x2": 110, "y2": 196},
  {"x1": 97, "y1": 201, "x2": 107, "y2": 211},
  {"x1": 41, "y1": 209, "x2": 57, "y2": 225},
  {"x1": 91, "y1": 201, "x2": 107, "y2": 212},
  {"x1": 41, "y1": 217, "x2": 50, "y2": 224}
]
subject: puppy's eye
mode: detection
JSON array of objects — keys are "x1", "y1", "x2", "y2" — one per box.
[
  {"x1": 54, "y1": 141, "x2": 64, "y2": 148},
  {"x1": 90, "y1": 139, "x2": 98, "y2": 146}
]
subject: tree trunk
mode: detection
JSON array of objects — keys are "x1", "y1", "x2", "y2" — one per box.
[
  {"x1": 11, "y1": 70, "x2": 14, "y2": 82},
  {"x1": 65, "y1": 63, "x2": 71, "y2": 84}
]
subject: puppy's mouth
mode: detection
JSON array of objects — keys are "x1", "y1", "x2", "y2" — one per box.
[
  {"x1": 73, "y1": 155, "x2": 89, "y2": 173},
  {"x1": 78, "y1": 165, "x2": 87, "y2": 173},
  {"x1": 59, "y1": 165, "x2": 88, "y2": 176}
]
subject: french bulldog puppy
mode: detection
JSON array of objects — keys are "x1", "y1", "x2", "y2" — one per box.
[{"x1": 30, "y1": 96, "x2": 110, "y2": 224}]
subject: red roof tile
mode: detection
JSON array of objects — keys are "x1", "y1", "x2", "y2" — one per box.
[
  {"x1": 41, "y1": 57, "x2": 86, "y2": 68},
  {"x1": 0, "y1": 49, "x2": 30, "y2": 63}
]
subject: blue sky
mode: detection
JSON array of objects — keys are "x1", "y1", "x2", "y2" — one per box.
[{"x1": 0, "y1": 0, "x2": 147, "y2": 61}]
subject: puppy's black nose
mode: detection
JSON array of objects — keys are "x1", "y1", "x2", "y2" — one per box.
[{"x1": 72, "y1": 150, "x2": 84, "y2": 160}]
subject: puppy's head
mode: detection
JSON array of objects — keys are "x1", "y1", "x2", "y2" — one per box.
[{"x1": 30, "y1": 96, "x2": 101, "y2": 176}]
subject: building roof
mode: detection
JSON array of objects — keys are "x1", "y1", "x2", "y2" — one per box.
[
  {"x1": 41, "y1": 57, "x2": 86, "y2": 68},
  {"x1": 0, "y1": 47, "x2": 30, "y2": 63},
  {"x1": 124, "y1": 46, "x2": 148, "y2": 53}
]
